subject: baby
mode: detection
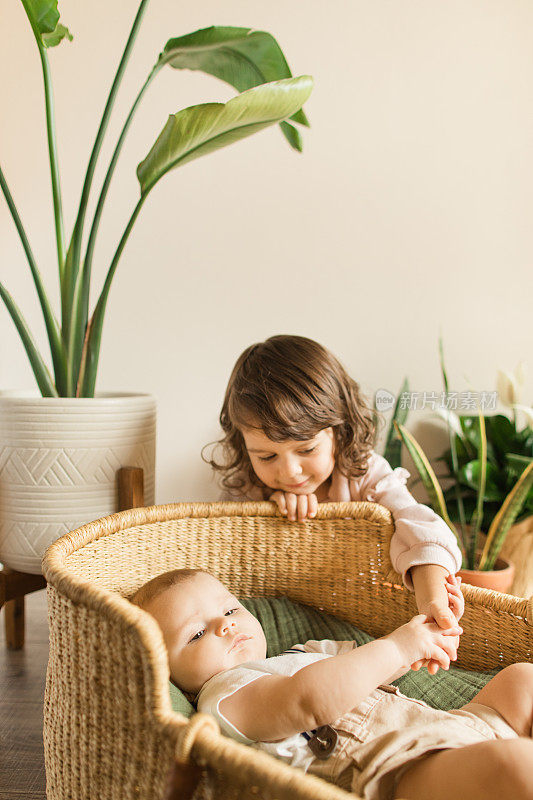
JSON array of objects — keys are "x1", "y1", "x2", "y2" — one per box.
[{"x1": 131, "y1": 568, "x2": 533, "y2": 800}]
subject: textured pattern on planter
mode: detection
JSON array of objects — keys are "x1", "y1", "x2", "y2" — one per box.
[{"x1": 0, "y1": 393, "x2": 156, "y2": 573}]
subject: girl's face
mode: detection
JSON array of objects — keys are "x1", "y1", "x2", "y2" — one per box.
[{"x1": 241, "y1": 426, "x2": 336, "y2": 495}]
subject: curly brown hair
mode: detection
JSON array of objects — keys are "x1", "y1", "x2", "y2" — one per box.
[{"x1": 202, "y1": 335, "x2": 377, "y2": 498}]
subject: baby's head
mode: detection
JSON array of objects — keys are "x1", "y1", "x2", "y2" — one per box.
[
  {"x1": 204, "y1": 334, "x2": 375, "y2": 494},
  {"x1": 130, "y1": 569, "x2": 267, "y2": 699}
]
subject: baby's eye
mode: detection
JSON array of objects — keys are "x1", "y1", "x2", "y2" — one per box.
[
  {"x1": 225, "y1": 608, "x2": 238, "y2": 616},
  {"x1": 189, "y1": 629, "x2": 205, "y2": 643}
]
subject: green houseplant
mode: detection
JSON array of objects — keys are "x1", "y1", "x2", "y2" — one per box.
[
  {"x1": 0, "y1": 1, "x2": 313, "y2": 574},
  {"x1": 373, "y1": 378, "x2": 410, "y2": 468},
  {"x1": 393, "y1": 344, "x2": 533, "y2": 587},
  {"x1": 1, "y1": 0, "x2": 313, "y2": 398}
]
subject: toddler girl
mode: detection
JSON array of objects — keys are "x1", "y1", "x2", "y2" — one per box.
[
  {"x1": 131, "y1": 568, "x2": 533, "y2": 800},
  {"x1": 204, "y1": 334, "x2": 464, "y2": 669}
]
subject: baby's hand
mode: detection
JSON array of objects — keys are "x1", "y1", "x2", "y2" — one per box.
[
  {"x1": 412, "y1": 575, "x2": 465, "y2": 674},
  {"x1": 269, "y1": 491, "x2": 318, "y2": 522},
  {"x1": 387, "y1": 614, "x2": 463, "y2": 672}
]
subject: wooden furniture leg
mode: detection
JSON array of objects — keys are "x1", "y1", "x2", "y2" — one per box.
[
  {"x1": 117, "y1": 466, "x2": 145, "y2": 511},
  {"x1": 0, "y1": 465, "x2": 146, "y2": 649},
  {"x1": 0, "y1": 568, "x2": 47, "y2": 650}
]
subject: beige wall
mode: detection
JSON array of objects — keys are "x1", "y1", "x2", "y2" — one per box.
[{"x1": 1, "y1": 0, "x2": 532, "y2": 504}]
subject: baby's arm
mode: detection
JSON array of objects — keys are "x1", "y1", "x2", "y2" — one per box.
[
  {"x1": 219, "y1": 615, "x2": 462, "y2": 742},
  {"x1": 301, "y1": 638, "x2": 410, "y2": 683}
]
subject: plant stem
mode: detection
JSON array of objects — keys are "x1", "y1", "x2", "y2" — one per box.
[
  {"x1": 63, "y1": 0, "x2": 151, "y2": 352},
  {"x1": 77, "y1": 193, "x2": 148, "y2": 397},
  {"x1": 39, "y1": 45, "x2": 66, "y2": 275},
  {"x1": 0, "y1": 165, "x2": 68, "y2": 395},
  {"x1": 68, "y1": 62, "x2": 162, "y2": 389},
  {"x1": 84, "y1": 64, "x2": 160, "y2": 280},
  {"x1": 20, "y1": 1, "x2": 66, "y2": 281},
  {"x1": 468, "y1": 413, "x2": 487, "y2": 569}
]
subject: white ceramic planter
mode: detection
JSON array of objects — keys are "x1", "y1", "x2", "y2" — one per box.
[{"x1": 0, "y1": 391, "x2": 156, "y2": 574}]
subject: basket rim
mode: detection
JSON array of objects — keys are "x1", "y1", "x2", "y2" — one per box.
[
  {"x1": 41, "y1": 500, "x2": 392, "y2": 576},
  {"x1": 41, "y1": 499, "x2": 532, "y2": 625}
]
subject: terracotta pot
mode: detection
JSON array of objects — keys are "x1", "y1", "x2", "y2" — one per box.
[{"x1": 458, "y1": 556, "x2": 515, "y2": 594}]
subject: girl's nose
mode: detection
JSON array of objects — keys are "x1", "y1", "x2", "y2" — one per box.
[{"x1": 278, "y1": 455, "x2": 303, "y2": 482}]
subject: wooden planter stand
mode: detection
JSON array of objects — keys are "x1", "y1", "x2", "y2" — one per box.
[{"x1": 0, "y1": 466, "x2": 144, "y2": 650}]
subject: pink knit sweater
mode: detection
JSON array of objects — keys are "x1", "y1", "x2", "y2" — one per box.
[{"x1": 219, "y1": 451, "x2": 462, "y2": 590}]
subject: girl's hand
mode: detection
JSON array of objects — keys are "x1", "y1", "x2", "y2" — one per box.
[
  {"x1": 387, "y1": 614, "x2": 463, "y2": 672},
  {"x1": 445, "y1": 574, "x2": 465, "y2": 621},
  {"x1": 269, "y1": 491, "x2": 318, "y2": 522},
  {"x1": 411, "y1": 574, "x2": 464, "y2": 674}
]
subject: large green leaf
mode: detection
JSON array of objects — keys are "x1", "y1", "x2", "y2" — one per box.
[
  {"x1": 485, "y1": 414, "x2": 519, "y2": 459},
  {"x1": 159, "y1": 27, "x2": 309, "y2": 150},
  {"x1": 136, "y1": 76, "x2": 313, "y2": 196},
  {"x1": 22, "y1": 0, "x2": 72, "y2": 47},
  {"x1": 457, "y1": 460, "x2": 501, "y2": 500}
]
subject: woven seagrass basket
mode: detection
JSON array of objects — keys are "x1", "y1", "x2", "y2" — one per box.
[{"x1": 42, "y1": 501, "x2": 533, "y2": 800}]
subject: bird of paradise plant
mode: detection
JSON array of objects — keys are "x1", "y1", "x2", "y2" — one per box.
[
  {"x1": 394, "y1": 343, "x2": 533, "y2": 571},
  {"x1": 1, "y1": 1, "x2": 313, "y2": 398}
]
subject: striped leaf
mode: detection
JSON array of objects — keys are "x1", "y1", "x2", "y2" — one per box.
[
  {"x1": 383, "y1": 378, "x2": 409, "y2": 469},
  {"x1": 395, "y1": 422, "x2": 463, "y2": 553},
  {"x1": 479, "y1": 461, "x2": 533, "y2": 570},
  {"x1": 467, "y1": 411, "x2": 487, "y2": 568}
]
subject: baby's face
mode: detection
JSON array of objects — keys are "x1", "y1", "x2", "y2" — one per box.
[{"x1": 144, "y1": 573, "x2": 267, "y2": 694}]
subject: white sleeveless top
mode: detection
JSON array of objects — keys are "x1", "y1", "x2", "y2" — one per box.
[{"x1": 196, "y1": 639, "x2": 356, "y2": 771}]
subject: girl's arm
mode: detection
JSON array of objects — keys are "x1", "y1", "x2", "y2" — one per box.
[
  {"x1": 409, "y1": 574, "x2": 465, "y2": 673},
  {"x1": 218, "y1": 616, "x2": 461, "y2": 743},
  {"x1": 356, "y1": 454, "x2": 463, "y2": 591},
  {"x1": 410, "y1": 564, "x2": 458, "y2": 625}
]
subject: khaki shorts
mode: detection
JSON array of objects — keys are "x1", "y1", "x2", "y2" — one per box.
[{"x1": 307, "y1": 684, "x2": 517, "y2": 800}]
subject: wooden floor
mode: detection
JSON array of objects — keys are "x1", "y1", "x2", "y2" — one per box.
[{"x1": 0, "y1": 589, "x2": 48, "y2": 799}]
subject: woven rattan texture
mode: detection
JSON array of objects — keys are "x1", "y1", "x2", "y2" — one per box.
[{"x1": 42, "y1": 501, "x2": 533, "y2": 800}]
